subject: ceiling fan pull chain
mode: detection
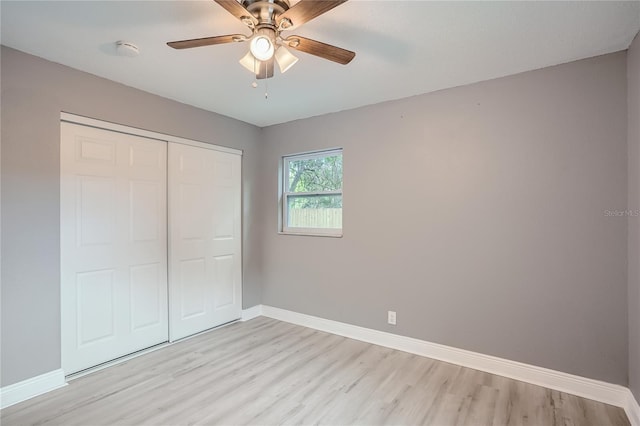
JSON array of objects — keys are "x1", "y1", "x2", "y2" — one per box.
[{"x1": 265, "y1": 77, "x2": 269, "y2": 99}]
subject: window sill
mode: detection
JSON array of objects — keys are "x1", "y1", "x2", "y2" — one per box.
[{"x1": 278, "y1": 231, "x2": 343, "y2": 238}]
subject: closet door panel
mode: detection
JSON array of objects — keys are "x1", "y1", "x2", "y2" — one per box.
[
  {"x1": 130, "y1": 262, "x2": 164, "y2": 331},
  {"x1": 61, "y1": 122, "x2": 168, "y2": 375},
  {"x1": 169, "y1": 143, "x2": 241, "y2": 341},
  {"x1": 179, "y1": 258, "x2": 207, "y2": 319}
]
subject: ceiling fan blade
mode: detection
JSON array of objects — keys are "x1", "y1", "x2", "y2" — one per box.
[
  {"x1": 257, "y1": 58, "x2": 275, "y2": 79},
  {"x1": 277, "y1": 0, "x2": 348, "y2": 28},
  {"x1": 167, "y1": 34, "x2": 247, "y2": 49},
  {"x1": 284, "y1": 36, "x2": 355, "y2": 65},
  {"x1": 214, "y1": 0, "x2": 258, "y2": 26}
]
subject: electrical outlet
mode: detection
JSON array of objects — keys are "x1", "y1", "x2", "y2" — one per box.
[{"x1": 388, "y1": 310, "x2": 397, "y2": 325}]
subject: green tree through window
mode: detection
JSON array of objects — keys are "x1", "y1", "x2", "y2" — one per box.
[
  {"x1": 283, "y1": 150, "x2": 342, "y2": 235},
  {"x1": 287, "y1": 153, "x2": 342, "y2": 209}
]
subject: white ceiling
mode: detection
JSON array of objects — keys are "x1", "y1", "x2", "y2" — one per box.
[{"x1": 2, "y1": 1, "x2": 639, "y2": 127}]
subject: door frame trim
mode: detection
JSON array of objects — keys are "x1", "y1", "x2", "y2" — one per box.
[{"x1": 61, "y1": 112, "x2": 243, "y2": 156}]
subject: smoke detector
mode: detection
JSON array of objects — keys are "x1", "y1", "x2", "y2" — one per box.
[{"x1": 115, "y1": 41, "x2": 139, "y2": 57}]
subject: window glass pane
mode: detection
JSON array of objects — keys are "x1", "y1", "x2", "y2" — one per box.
[
  {"x1": 287, "y1": 194, "x2": 342, "y2": 229},
  {"x1": 287, "y1": 154, "x2": 342, "y2": 192}
]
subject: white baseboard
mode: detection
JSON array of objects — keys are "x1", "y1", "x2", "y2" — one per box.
[
  {"x1": 0, "y1": 369, "x2": 67, "y2": 410},
  {"x1": 626, "y1": 389, "x2": 640, "y2": 426},
  {"x1": 261, "y1": 305, "x2": 635, "y2": 421},
  {"x1": 241, "y1": 305, "x2": 263, "y2": 321},
  {"x1": 4, "y1": 309, "x2": 638, "y2": 426}
]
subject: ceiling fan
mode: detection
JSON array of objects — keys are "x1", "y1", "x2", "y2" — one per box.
[{"x1": 167, "y1": 0, "x2": 355, "y2": 79}]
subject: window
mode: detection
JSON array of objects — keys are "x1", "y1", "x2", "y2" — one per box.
[{"x1": 281, "y1": 149, "x2": 343, "y2": 236}]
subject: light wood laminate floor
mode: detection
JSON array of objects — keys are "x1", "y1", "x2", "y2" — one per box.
[{"x1": 1, "y1": 317, "x2": 630, "y2": 425}]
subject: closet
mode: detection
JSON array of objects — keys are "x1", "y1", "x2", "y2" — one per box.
[{"x1": 60, "y1": 119, "x2": 241, "y2": 375}]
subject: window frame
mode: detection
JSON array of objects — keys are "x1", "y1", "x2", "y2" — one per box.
[{"x1": 280, "y1": 148, "x2": 343, "y2": 237}]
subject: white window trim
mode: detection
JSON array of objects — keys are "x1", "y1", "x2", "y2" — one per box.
[{"x1": 281, "y1": 149, "x2": 343, "y2": 237}]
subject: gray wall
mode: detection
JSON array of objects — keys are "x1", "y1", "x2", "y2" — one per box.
[
  {"x1": 1, "y1": 44, "x2": 634, "y2": 391},
  {"x1": 259, "y1": 52, "x2": 629, "y2": 385},
  {"x1": 0, "y1": 46, "x2": 263, "y2": 387},
  {"x1": 629, "y1": 31, "x2": 640, "y2": 401}
]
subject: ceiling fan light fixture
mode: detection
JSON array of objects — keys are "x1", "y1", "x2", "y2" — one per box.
[
  {"x1": 275, "y1": 46, "x2": 298, "y2": 73},
  {"x1": 250, "y1": 35, "x2": 274, "y2": 61},
  {"x1": 239, "y1": 51, "x2": 258, "y2": 74}
]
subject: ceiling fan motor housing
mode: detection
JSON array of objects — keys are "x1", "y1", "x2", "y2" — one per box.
[
  {"x1": 254, "y1": 27, "x2": 277, "y2": 42},
  {"x1": 242, "y1": 0, "x2": 290, "y2": 26}
]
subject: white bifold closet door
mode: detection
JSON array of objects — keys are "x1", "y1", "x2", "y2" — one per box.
[
  {"x1": 168, "y1": 142, "x2": 242, "y2": 341},
  {"x1": 61, "y1": 122, "x2": 169, "y2": 375}
]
